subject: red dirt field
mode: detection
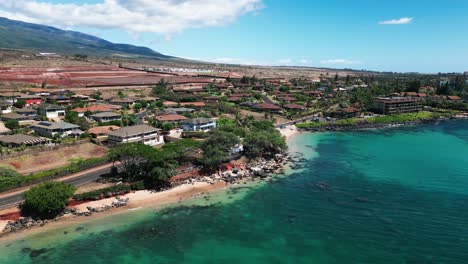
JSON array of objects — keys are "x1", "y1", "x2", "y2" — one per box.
[{"x1": 0, "y1": 66, "x2": 216, "y2": 88}]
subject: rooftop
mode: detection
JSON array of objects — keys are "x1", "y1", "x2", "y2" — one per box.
[
  {"x1": 1, "y1": 112, "x2": 29, "y2": 120},
  {"x1": 0, "y1": 134, "x2": 47, "y2": 145},
  {"x1": 72, "y1": 104, "x2": 122, "y2": 113},
  {"x1": 91, "y1": 112, "x2": 122, "y2": 118},
  {"x1": 108, "y1": 125, "x2": 161, "y2": 137},
  {"x1": 32, "y1": 121, "x2": 80, "y2": 130},
  {"x1": 155, "y1": 114, "x2": 188, "y2": 122},
  {"x1": 88, "y1": 125, "x2": 120, "y2": 135},
  {"x1": 182, "y1": 118, "x2": 215, "y2": 125}
]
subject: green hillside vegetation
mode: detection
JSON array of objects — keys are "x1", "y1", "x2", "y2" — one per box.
[{"x1": 0, "y1": 17, "x2": 173, "y2": 59}]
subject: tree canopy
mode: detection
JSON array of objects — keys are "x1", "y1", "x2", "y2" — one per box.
[
  {"x1": 21, "y1": 182, "x2": 76, "y2": 219},
  {"x1": 199, "y1": 130, "x2": 240, "y2": 168}
]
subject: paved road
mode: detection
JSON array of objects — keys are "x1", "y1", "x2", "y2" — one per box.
[{"x1": 0, "y1": 165, "x2": 113, "y2": 210}]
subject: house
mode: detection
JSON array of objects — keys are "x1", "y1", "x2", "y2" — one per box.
[
  {"x1": 88, "y1": 126, "x2": 120, "y2": 140},
  {"x1": 28, "y1": 88, "x2": 50, "y2": 96},
  {"x1": 17, "y1": 95, "x2": 42, "y2": 106},
  {"x1": 165, "y1": 107, "x2": 195, "y2": 114},
  {"x1": 0, "y1": 100, "x2": 13, "y2": 114},
  {"x1": 0, "y1": 134, "x2": 48, "y2": 147},
  {"x1": 284, "y1": 104, "x2": 306, "y2": 111},
  {"x1": 255, "y1": 103, "x2": 282, "y2": 112},
  {"x1": 71, "y1": 104, "x2": 122, "y2": 117},
  {"x1": 91, "y1": 112, "x2": 122, "y2": 123},
  {"x1": 446, "y1": 95, "x2": 462, "y2": 101},
  {"x1": 182, "y1": 118, "x2": 217, "y2": 132},
  {"x1": 374, "y1": 97, "x2": 422, "y2": 115},
  {"x1": 37, "y1": 104, "x2": 66, "y2": 119},
  {"x1": 110, "y1": 98, "x2": 136, "y2": 108},
  {"x1": 1, "y1": 113, "x2": 33, "y2": 125},
  {"x1": 16, "y1": 108, "x2": 38, "y2": 118},
  {"x1": 155, "y1": 114, "x2": 188, "y2": 124},
  {"x1": 334, "y1": 106, "x2": 360, "y2": 117},
  {"x1": 107, "y1": 125, "x2": 164, "y2": 146},
  {"x1": 163, "y1": 101, "x2": 179, "y2": 107},
  {"x1": 180, "y1": 102, "x2": 205, "y2": 108},
  {"x1": 47, "y1": 95, "x2": 72, "y2": 105},
  {"x1": 31, "y1": 121, "x2": 82, "y2": 138}
]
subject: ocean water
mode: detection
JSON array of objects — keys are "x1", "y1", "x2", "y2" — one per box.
[{"x1": 0, "y1": 120, "x2": 467, "y2": 264}]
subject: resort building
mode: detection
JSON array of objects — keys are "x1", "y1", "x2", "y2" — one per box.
[
  {"x1": 31, "y1": 121, "x2": 82, "y2": 138},
  {"x1": 91, "y1": 112, "x2": 122, "y2": 123},
  {"x1": 182, "y1": 118, "x2": 216, "y2": 132},
  {"x1": 107, "y1": 125, "x2": 164, "y2": 146},
  {"x1": 374, "y1": 97, "x2": 422, "y2": 115},
  {"x1": 37, "y1": 104, "x2": 66, "y2": 119}
]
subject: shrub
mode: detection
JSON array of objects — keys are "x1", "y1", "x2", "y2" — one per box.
[
  {"x1": 72, "y1": 185, "x2": 131, "y2": 201},
  {"x1": 21, "y1": 182, "x2": 76, "y2": 219}
]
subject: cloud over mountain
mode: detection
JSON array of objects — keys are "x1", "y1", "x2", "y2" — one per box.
[{"x1": 0, "y1": 0, "x2": 263, "y2": 34}]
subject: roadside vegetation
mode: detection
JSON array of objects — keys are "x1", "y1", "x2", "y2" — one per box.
[{"x1": 21, "y1": 182, "x2": 76, "y2": 219}]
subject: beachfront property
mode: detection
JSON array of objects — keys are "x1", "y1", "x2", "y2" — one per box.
[
  {"x1": 107, "y1": 124, "x2": 164, "y2": 146},
  {"x1": 31, "y1": 121, "x2": 83, "y2": 138},
  {"x1": 90, "y1": 112, "x2": 122, "y2": 123},
  {"x1": 374, "y1": 97, "x2": 422, "y2": 115},
  {"x1": 181, "y1": 118, "x2": 216, "y2": 132},
  {"x1": 37, "y1": 104, "x2": 66, "y2": 119}
]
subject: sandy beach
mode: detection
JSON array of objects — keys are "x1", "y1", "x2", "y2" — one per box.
[{"x1": 278, "y1": 124, "x2": 301, "y2": 139}]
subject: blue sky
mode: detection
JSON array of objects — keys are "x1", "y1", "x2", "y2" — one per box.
[{"x1": 1, "y1": 0, "x2": 467, "y2": 73}]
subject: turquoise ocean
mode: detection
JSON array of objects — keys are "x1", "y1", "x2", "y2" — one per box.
[{"x1": 0, "y1": 120, "x2": 467, "y2": 263}]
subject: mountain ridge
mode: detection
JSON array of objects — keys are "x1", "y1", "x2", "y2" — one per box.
[{"x1": 0, "y1": 17, "x2": 173, "y2": 59}]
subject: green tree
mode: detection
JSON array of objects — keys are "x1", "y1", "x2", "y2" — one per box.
[
  {"x1": 243, "y1": 130, "x2": 287, "y2": 159},
  {"x1": 0, "y1": 166, "x2": 24, "y2": 192},
  {"x1": 200, "y1": 130, "x2": 240, "y2": 168},
  {"x1": 21, "y1": 182, "x2": 76, "y2": 219},
  {"x1": 406, "y1": 80, "x2": 421, "y2": 93},
  {"x1": 161, "y1": 123, "x2": 174, "y2": 132},
  {"x1": 14, "y1": 99, "x2": 26, "y2": 108},
  {"x1": 5, "y1": 120, "x2": 19, "y2": 130}
]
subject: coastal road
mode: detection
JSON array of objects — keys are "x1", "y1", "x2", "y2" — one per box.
[{"x1": 0, "y1": 163, "x2": 114, "y2": 211}]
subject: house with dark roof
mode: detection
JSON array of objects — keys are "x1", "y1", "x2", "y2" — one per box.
[
  {"x1": 37, "y1": 104, "x2": 66, "y2": 119},
  {"x1": 165, "y1": 107, "x2": 195, "y2": 114},
  {"x1": 108, "y1": 125, "x2": 164, "y2": 146},
  {"x1": 0, "y1": 134, "x2": 48, "y2": 147},
  {"x1": 255, "y1": 103, "x2": 282, "y2": 112},
  {"x1": 91, "y1": 112, "x2": 122, "y2": 123},
  {"x1": 110, "y1": 98, "x2": 136, "y2": 108},
  {"x1": 16, "y1": 108, "x2": 37, "y2": 118},
  {"x1": 182, "y1": 118, "x2": 216, "y2": 132},
  {"x1": 1, "y1": 112, "x2": 33, "y2": 125},
  {"x1": 284, "y1": 103, "x2": 306, "y2": 111},
  {"x1": 31, "y1": 121, "x2": 82, "y2": 138}
]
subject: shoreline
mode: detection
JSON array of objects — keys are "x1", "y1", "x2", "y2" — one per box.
[{"x1": 0, "y1": 136, "x2": 296, "y2": 241}]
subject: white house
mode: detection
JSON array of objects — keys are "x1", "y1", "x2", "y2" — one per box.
[
  {"x1": 107, "y1": 125, "x2": 164, "y2": 146},
  {"x1": 37, "y1": 104, "x2": 66, "y2": 119},
  {"x1": 181, "y1": 118, "x2": 217, "y2": 132}
]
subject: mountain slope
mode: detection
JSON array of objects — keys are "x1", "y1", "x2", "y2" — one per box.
[{"x1": 0, "y1": 17, "x2": 173, "y2": 59}]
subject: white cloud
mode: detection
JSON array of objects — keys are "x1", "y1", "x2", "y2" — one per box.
[
  {"x1": 277, "y1": 58, "x2": 292, "y2": 65},
  {"x1": 0, "y1": 0, "x2": 263, "y2": 34},
  {"x1": 378, "y1": 17, "x2": 413, "y2": 25},
  {"x1": 298, "y1": 59, "x2": 309, "y2": 64},
  {"x1": 320, "y1": 59, "x2": 361, "y2": 65}
]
